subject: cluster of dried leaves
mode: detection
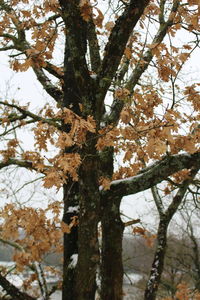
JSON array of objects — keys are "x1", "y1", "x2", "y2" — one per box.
[{"x1": 0, "y1": 0, "x2": 199, "y2": 297}]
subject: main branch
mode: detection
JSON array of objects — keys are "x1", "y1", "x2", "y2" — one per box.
[
  {"x1": 101, "y1": 152, "x2": 200, "y2": 200},
  {"x1": 96, "y1": 0, "x2": 150, "y2": 117},
  {"x1": 0, "y1": 158, "x2": 43, "y2": 173}
]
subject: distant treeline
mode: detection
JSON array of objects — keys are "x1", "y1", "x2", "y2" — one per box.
[{"x1": 0, "y1": 234, "x2": 153, "y2": 271}]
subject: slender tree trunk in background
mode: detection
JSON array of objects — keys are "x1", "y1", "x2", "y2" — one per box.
[
  {"x1": 62, "y1": 182, "x2": 79, "y2": 300},
  {"x1": 101, "y1": 196, "x2": 124, "y2": 300},
  {"x1": 145, "y1": 171, "x2": 199, "y2": 300},
  {"x1": 144, "y1": 218, "x2": 169, "y2": 300},
  {"x1": 188, "y1": 223, "x2": 200, "y2": 292}
]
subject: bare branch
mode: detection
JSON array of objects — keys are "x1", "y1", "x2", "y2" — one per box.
[
  {"x1": 166, "y1": 167, "x2": 199, "y2": 219},
  {"x1": 159, "y1": 0, "x2": 167, "y2": 24},
  {"x1": 0, "y1": 238, "x2": 24, "y2": 251},
  {"x1": 116, "y1": 57, "x2": 130, "y2": 83},
  {"x1": 0, "y1": 119, "x2": 37, "y2": 136},
  {"x1": 0, "y1": 45, "x2": 16, "y2": 51},
  {"x1": 0, "y1": 113, "x2": 26, "y2": 124},
  {"x1": 151, "y1": 186, "x2": 164, "y2": 215},
  {"x1": 0, "y1": 158, "x2": 38, "y2": 172},
  {"x1": 44, "y1": 61, "x2": 64, "y2": 80},
  {"x1": 31, "y1": 66, "x2": 63, "y2": 103},
  {"x1": 0, "y1": 101, "x2": 62, "y2": 129},
  {"x1": 124, "y1": 218, "x2": 140, "y2": 227}
]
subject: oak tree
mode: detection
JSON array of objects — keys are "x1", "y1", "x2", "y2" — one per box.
[{"x1": 0, "y1": 0, "x2": 199, "y2": 299}]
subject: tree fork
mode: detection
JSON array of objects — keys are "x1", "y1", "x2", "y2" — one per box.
[{"x1": 144, "y1": 219, "x2": 169, "y2": 300}]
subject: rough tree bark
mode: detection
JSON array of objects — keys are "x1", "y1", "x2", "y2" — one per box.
[
  {"x1": 74, "y1": 140, "x2": 101, "y2": 300},
  {"x1": 58, "y1": 1, "x2": 98, "y2": 298},
  {"x1": 101, "y1": 196, "x2": 124, "y2": 300}
]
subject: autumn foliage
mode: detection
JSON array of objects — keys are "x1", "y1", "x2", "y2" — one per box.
[{"x1": 0, "y1": 0, "x2": 199, "y2": 300}]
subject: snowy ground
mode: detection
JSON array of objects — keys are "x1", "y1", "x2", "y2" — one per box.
[
  {"x1": 0, "y1": 262, "x2": 143, "y2": 300},
  {"x1": 50, "y1": 273, "x2": 143, "y2": 300},
  {"x1": 50, "y1": 285, "x2": 143, "y2": 300}
]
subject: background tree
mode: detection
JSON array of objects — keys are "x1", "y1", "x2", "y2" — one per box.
[
  {"x1": 0, "y1": 0, "x2": 200, "y2": 300},
  {"x1": 144, "y1": 170, "x2": 199, "y2": 300},
  {"x1": 163, "y1": 199, "x2": 200, "y2": 296}
]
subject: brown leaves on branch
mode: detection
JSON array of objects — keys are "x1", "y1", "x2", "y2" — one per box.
[
  {"x1": 184, "y1": 84, "x2": 200, "y2": 111},
  {"x1": 43, "y1": 153, "x2": 81, "y2": 188},
  {"x1": 0, "y1": 203, "x2": 62, "y2": 270},
  {"x1": 79, "y1": 0, "x2": 104, "y2": 27},
  {"x1": 0, "y1": 104, "x2": 97, "y2": 188}
]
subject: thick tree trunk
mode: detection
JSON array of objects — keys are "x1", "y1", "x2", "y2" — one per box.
[
  {"x1": 62, "y1": 182, "x2": 79, "y2": 300},
  {"x1": 75, "y1": 142, "x2": 100, "y2": 300},
  {"x1": 99, "y1": 147, "x2": 125, "y2": 300},
  {"x1": 61, "y1": 9, "x2": 92, "y2": 297},
  {"x1": 101, "y1": 197, "x2": 124, "y2": 300}
]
